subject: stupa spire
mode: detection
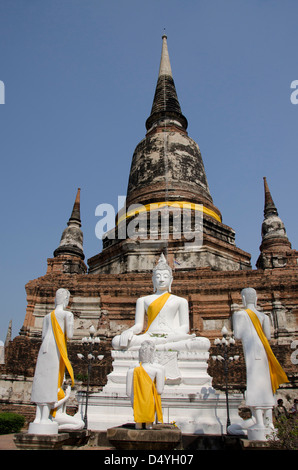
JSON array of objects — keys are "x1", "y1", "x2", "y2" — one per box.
[
  {"x1": 256, "y1": 177, "x2": 292, "y2": 269},
  {"x1": 54, "y1": 188, "x2": 85, "y2": 260},
  {"x1": 263, "y1": 177, "x2": 278, "y2": 218},
  {"x1": 68, "y1": 187, "x2": 82, "y2": 227},
  {"x1": 145, "y1": 34, "x2": 188, "y2": 131},
  {"x1": 4, "y1": 320, "x2": 12, "y2": 348},
  {"x1": 158, "y1": 33, "x2": 173, "y2": 77},
  {"x1": 260, "y1": 177, "x2": 289, "y2": 244}
]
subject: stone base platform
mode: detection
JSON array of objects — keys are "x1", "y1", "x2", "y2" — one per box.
[
  {"x1": 13, "y1": 430, "x2": 91, "y2": 450},
  {"x1": 84, "y1": 430, "x2": 272, "y2": 451},
  {"x1": 107, "y1": 423, "x2": 182, "y2": 450},
  {"x1": 77, "y1": 389, "x2": 244, "y2": 434},
  {"x1": 76, "y1": 348, "x2": 245, "y2": 434}
]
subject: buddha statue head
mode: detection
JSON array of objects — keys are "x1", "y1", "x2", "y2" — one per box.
[
  {"x1": 139, "y1": 340, "x2": 156, "y2": 364},
  {"x1": 241, "y1": 287, "x2": 257, "y2": 308},
  {"x1": 152, "y1": 253, "x2": 173, "y2": 293},
  {"x1": 55, "y1": 288, "x2": 70, "y2": 309}
]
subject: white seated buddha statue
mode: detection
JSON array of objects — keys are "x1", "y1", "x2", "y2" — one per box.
[{"x1": 112, "y1": 254, "x2": 209, "y2": 352}]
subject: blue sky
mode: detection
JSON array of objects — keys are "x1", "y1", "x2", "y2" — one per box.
[{"x1": 0, "y1": 0, "x2": 297, "y2": 341}]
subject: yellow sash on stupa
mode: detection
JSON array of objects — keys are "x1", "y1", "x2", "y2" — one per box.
[
  {"x1": 145, "y1": 292, "x2": 171, "y2": 332},
  {"x1": 133, "y1": 364, "x2": 163, "y2": 424},
  {"x1": 245, "y1": 309, "x2": 289, "y2": 394},
  {"x1": 50, "y1": 310, "x2": 74, "y2": 416}
]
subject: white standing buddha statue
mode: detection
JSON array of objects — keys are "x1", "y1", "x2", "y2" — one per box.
[
  {"x1": 232, "y1": 287, "x2": 289, "y2": 440},
  {"x1": 112, "y1": 254, "x2": 208, "y2": 352},
  {"x1": 29, "y1": 288, "x2": 75, "y2": 434}
]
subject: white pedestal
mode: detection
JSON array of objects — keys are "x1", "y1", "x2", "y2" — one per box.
[
  {"x1": 77, "y1": 348, "x2": 244, "y2": 434},
  {"x1": 28, "y1": 421, "x2": 59, "y2": 435},
  {"x1": 247, "y1": 425, "x2": 273, "y2": 441}
]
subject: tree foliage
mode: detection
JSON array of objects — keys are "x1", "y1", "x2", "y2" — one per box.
[
  {"x1": 267, "y1": 416, "x2": 298, "y2": 450},
  {"x1": 0, "y1": 412, "x2": 25, "y2": 435}
]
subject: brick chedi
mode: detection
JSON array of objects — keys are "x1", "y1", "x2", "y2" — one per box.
[
  {"x1": 256, "y1": 177, "x2": 297, "y2": 270},
  {"x1": 50, "y1": 187, "x2": 87, "y2": 275},
  {"x1": 88, "y1": 35, "x2": 251, "y2": 274},
  {"x1": 1, "y1": 36, "x2": 298, "y2": 410}
]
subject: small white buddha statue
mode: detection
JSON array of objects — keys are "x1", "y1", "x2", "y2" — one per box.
[
  {"x1": 126, "y1": 340, "x2": 165, "y2": 429},
  {"x1": 112, "y1": 254, "x2": 209, "y2": 352},
  {"x1": 52, "y1": 385, "x2": 84, "y2": 431}
]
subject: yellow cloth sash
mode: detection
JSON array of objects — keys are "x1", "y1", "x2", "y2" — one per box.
[
  {"x1": 117, "y1": 200, "x2": 221, "y2": 224},
  {"x1": 50, "y1": 310, "x2": 74, "y2": 417},
  {"x1": 245, "y1": 309, "x2": 289, "y2": 394},
  {"x1": 133, "y1": 364, "x2": 163, "y2": 424},
  {"x1": 145, "y1": 292, "x2": 171, "y2": 332}
]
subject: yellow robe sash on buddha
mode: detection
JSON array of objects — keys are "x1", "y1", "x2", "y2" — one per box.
[
  {"x1": 133, "y1": 364, "x2": 163, "y2": 424},
  {"x1": 245, "y1": 309, "x2": 289, "y2": 394},
  {"x1": 50, "y1": 310, "x2": 74, "y2": 417},
  {"x1": 145, "y1": 292, "x2": 171, "y2": 332}
]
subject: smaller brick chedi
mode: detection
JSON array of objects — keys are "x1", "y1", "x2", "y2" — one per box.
[{"x1": 1, "y1": 36, "x2": 297, "y2": 399}]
